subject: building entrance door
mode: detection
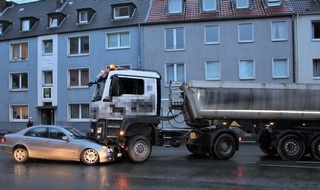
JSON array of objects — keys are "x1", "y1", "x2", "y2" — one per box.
[{"x1": 41, "y1": 109, "x2": 55, "y2": 125}]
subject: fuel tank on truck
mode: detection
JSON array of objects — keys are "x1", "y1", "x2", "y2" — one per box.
[{"x1": 180, "y1": 81, "x2": 320, "y2": 121}]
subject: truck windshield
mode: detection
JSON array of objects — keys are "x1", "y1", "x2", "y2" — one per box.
[{"x1": 92, "y1": 80, "x2": 106, "y2": 102}]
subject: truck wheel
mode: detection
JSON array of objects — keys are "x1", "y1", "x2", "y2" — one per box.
[
  {"x1": 13, "y1": 147, "x2": 29, "y2": 164},
  {"x1": 126, "y1": 135, "x2": 152, "y2": 163},
  {"x1": 259, "y1": 145, "x2": 277, "y2": 156},
  {"x1": 277, "y1": 135, "x2": 305, "y2": 161},
  {"x1": 186, "y1": 144, "x2": 208, "y2": 156},
  {"x1": 211, "y1": 133, "x2": 236, "y2": 160},
  {"x1": 310, "y1": 137, "x2": 320, "y2": 161}
]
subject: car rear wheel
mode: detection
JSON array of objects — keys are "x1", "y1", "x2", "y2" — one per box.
[
  {"x1": 81, "y1": 148, "x2": 99, "y2": 165},
  {"x1": 13, "y1": 147, "x2": 29, "y2": 164}
]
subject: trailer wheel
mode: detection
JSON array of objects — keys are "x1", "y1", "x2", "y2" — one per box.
[
  {"x1": 211, "y1": 133, "x2": 236, "y2": 160},
  {"x1": 277, "y1": 134, "x2": 305, "y2": 161},
  {"x1": 186, "y1": 144, "x2": 208, "y2": 156},
  {"x1": 126, "y1": 135, "x2": 152, "y2": 163},
  {"x1": 310, "y1": 137, "x2": 320, "y2": 161}
]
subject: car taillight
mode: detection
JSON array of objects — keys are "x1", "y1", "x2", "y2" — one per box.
[{"x1": 1, "y1": 137, "x2": 6, "y2": 144}]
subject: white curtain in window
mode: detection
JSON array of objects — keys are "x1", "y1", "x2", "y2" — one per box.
[
  {"x1": 176, "y1": 64, "x2": 185, "y2": 82},
  {"x1": 272, "y1": 21, "x2": 286, "y2": 40},
  {"x1": 70, "y1": 104, "x2": 80, "y2": 119},
  {"x1": 108, "y1": 33, "x2": 118, "y2": 48},
  {"x1": 166, "y1": 64, "x2": 174, "y2": 84},
  {"x1": 81, "y1": 104, "x2": 89, "y2": 118},
  {"x1": 120, "y1": 32, "x2": 129, "y2": 47},
  {"x1": 239, "y1": 60, "x2": 254, "y2": 79},
  {"x1": 206, "y1": 61, "x2": 220, "y2": 79},
  {"x1": 273, "y1": 59, "x2": 288, "y2": 77}
]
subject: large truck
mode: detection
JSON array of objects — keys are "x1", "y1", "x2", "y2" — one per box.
[{"x1": 88, "y1": 65, "x2": 320, "y2": 162}]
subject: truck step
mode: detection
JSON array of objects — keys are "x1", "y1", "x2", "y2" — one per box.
[{"x1": 106, "y1": 135, "x2": 119, "y2": 138}]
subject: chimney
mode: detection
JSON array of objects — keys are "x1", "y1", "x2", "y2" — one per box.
[
  {"x1": 0, "y1": 0, "x2": 8, "y2": 12},
  {"x1": 56, "y1": 0, "x2": 66, "y2": 9}
]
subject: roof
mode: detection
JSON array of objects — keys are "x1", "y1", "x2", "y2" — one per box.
[
  {"x1": 290, "y1": 0, "x2": 320, "y2": 14},
  {"x1": 0, "y1": 0, "x2": 151, "y2": 41},
  {"x1": 147, "y1": 0, "x2": 294, "y2": 24}
]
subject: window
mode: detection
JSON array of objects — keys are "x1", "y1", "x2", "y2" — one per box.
[
  {"x1": 107, "y1": 32, "x2": 130, "y2": 49},
  {"x1": 273, "y1": 58, "x2": 289, "y2": 78},
  {"x1": 312, "y1": 21, "x2": 320, "y2": 40},
  {"x1": 69, "y1": 69, "x2": 89, "y2": 87},
  {"x1": 238, "y1": 23, "x2": 254, "y2": 43},
  {"x1": 25, "y1": 127, "x2": 47, "y2": 138},
  {"x1": 43, "y1": 40, "x2": 53, "y2": 54},
  {"x1": 69, "y1": 104, "x2": 90, "y2": 120},
  {"x1": 114, "y1": 6, "x2": 130, "y2": 19},
  {"x1": 11, "y1": 105, "x2": 28, "y2": 120},
  {"x1": 236, "y1": 0, "x2": 249, "y2": 8},
  {"x1": 10, "y1": 73, "x2": 28, "y2": 90},
  {"x1": 239, "y1": 60, "x2": 255, "y2": 79},
  {"x1": 43, "y1": 87, "x2": 52, "y2": 99},
  {"x1": 48, "y1": 128, "x2": 65, "y2": 140},
  {"x1": 205, "y1": 25, "x2": 220, "y2": 44},
  {"x1": 118, "y1": 78, "x2": 144, "y2": 95},
  {"x1": 79, "y1": 11, "x2": 88, "y2": 23},
  {"x1": 0, "y1": 23, "x2": 2, "y2": 34},
  {"x1": 267, "y1": 0, "x2": 281, "y2": 6},
  {"x1": 313, "y1": 59, "x2": 320, "y2": 79},
  {"x1": 202, "y1": 0, "x2": 217, "y2": 11},
  {"x1": 165, "y1": 63, "x2": 185, "y2": 85},
  {"x1": 69, "y1": 36, "x2": 89, "y2": 55},
  {"x1": 271, "y1": 21, "x2": 287, "y2": 41},
  {"x1": 49, "y1": 17, "x2": 58, "y2": 27},
  {"x1": 168, "y1": 0, "x2": 183, "y2": 13},
  {"x1": 205, "y1": 61, "x2": 220, "y2": 80},
  {"x1": 11, "y1": 42, "x2": 28, "y2": 61},
  {"x1": 165, "y1": 27, "x2": 185, "y2": 50},
  {"x1": 43, "y1": 71, "x2": 53, "y2": 85},
  {"x1": 22, "y1": 20, "x2": 30, "y2": 31}
]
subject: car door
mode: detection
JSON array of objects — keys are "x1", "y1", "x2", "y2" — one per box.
[
  {"x1": 45, "y1": 127, "x2": 79, "y2": 161},
  {"x1": 23, "y1": 127, "x2": 48, "y2": 158}
]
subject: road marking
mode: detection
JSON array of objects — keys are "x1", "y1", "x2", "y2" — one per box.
[{"x1": 259, "y1": 163, "x2": 320, "y2": 169}]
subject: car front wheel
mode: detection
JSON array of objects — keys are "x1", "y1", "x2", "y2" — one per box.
[
  {"x1": 13, "y1": 147, "x2": 29, "y2": 164},
  {"x1": 81, "y1": 148, "x2": 99, "y2": 165}
]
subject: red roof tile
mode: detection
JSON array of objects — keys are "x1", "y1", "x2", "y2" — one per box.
[{"x1": 147, "y1": 0, "x2": 294, "y2": 23}]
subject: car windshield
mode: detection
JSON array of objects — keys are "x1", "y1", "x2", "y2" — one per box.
[
  {"x1": 92, "y1": 80, "x2": 106, "y2": 102},
  {"x1": 64, "y1": 128, "x2": 87, "y2": 139}
]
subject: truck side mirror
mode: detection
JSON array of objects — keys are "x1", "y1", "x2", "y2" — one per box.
[{"x1": 110, "y1": 76, "x2": 119, "y2": 96}]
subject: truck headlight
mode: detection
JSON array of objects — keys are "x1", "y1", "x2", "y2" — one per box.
[{"x1": 97, "y1": 127, "x2": 102, "y2": 134}]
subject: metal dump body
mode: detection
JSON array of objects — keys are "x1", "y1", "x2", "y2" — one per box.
[{"x1": 181, "y1": 81, "x2": 320, "y2": 121}]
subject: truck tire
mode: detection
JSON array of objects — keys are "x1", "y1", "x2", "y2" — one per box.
[
  {"x1": 210, "y1": 133, "x2": 236, "y2": 160},
  {"x1": 126, "y1": 135, "x2": 152, "y2": 163},
  {"x1": 277, "y1": 134, "x2": 305, "y2": 161},
  {"x1": 310, "y1": 137, "x2": 320, "y2": 161},
  {"x1": 258, "y1": 128, "x2": 276, "y2": 155},
  {"x1": 186, "y1": 143, "x2": 208, "y2": 156}
]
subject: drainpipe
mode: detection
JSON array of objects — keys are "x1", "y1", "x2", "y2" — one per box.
[{"x1": 292, "y1": 14, "x2": 296, "y2": 83}]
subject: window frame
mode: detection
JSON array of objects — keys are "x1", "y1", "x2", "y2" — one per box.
[
  {"x1": 106, "y1": 31, "x2": 130, "y2": 49},
  {"x1": 312, "y1": 21, "x2": 320, "y2": 41},
  {"x1": 79, "y1": 11, "x2": 89, "y2": 23},
  {"x1": 10, "y1": 42, "x2": 28, "y2": 61},
  {"x1": 272, "y1": 58, "x2": 289, "y2": 78},
  {"x1": 271, "y1": 21, "x2": 287, "y2": 41},
  {"x1": 165, "y1": 27, "x2": 185, "y2": 51},
  {"x1": 239, "y1": 60, "x2": 255, "y2": 80},
  {"x1": 204, "y1": 25, "x2": 220, "y2": 44},
  {"x1": 236, "y1": 0, "x2": 250, "y2": 9},
  {"x1": 68, "y1": 68, "x2": 89, "y2": 88},
  {"x1": 114, "y1": 6, "x2": 130, "y2": 19},
  {"x1": 68, "y1": 35, "x2": 90, "y2": 56},
  {"x1": 22, "y1": 20, "x2": 30, "y2": 31},
  {"x1": 10, "y1": 105, "x2": 29, "y2": 122},
  {"x1": 202, "y1": 0, "x2": 217, "y2": 11},
  {"x1": 238, "y1": 23, "x2": 254, "y2": 43},
  {"x1": 68, "y1": 103, "x2": 90, "y2": 122},
  {"x1": 43, "y1": 39, "x2": 53, "y2": 55},
  {"x1": 313, "y1": 59, "x2": 320, "y2": 79},
  {"x1": 205, "y1": 60, "x2": 221, "y2": 80},
  {"x1": 168, "y1": 0, "x2": 183, "y2": 14},
  {"x1": 267, "y1": 0, "x2": 282, "y2": 7},
  {"x1": 164, "y1": 62, "x2": 186, "y2": 86},
  {"x1": 10, "y1": 72, "x2": 28, "y2": 91}
]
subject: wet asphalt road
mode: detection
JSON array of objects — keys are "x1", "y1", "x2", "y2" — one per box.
[{"x1": 1, "y1": 143, "x2": 320, "y2": 190}]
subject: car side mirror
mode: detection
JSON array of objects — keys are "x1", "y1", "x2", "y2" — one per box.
[{"x1": 62, "y1": 136, "x2": 70, "y2": 142}]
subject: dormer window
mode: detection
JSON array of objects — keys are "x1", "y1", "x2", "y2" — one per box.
[
  {"x1": 20, "y1": 17, "x2": 38, "y2": 32},
  {"x1": 267, "y1": 0, "x2": 281, "y2": 7},
  {"x1": 236, "y1": 0, "x2": 250, "y2": 9},
  {"x1": 47, "y1": 13, "x2": 66, "y2": 28},
  {"x1": 0, "y1": 20, "x2": 12, "y2": 34},
  {"x1": 111, "y1": 3, "x2": 136, "y2": 20},
  {"x1": 77, "y1": 8, "x2": 96, "y2": 24},
  {"x1": 168, "y1": 0, "x2": 183, "y2": 13},
  {"x1": 202, "y1": 0, "x2": 217, "y2": 11}
]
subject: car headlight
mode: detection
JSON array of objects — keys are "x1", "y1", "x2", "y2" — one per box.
[{"x1": 103, "y1": 146, "x2": 114, "y2": 153}]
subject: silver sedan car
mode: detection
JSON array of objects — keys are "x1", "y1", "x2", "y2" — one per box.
[{"x1": 0, "y1": 125, "x2": 122, "y2": 165}]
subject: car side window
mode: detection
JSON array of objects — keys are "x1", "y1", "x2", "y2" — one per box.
[
  {"x1": 49, "y1": 128, "x2": 66, "y2": 140},
  {"x1": 25, "y1": 127, "x2": 47, "y2": 138}
]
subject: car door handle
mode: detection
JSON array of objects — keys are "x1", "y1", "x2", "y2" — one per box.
[
  {"x1": 24, "y1": 138, "x2": 30, "y2": 142},
  {"x1": 46, "y1": 140, "x2": 52, "y2": 144}
]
